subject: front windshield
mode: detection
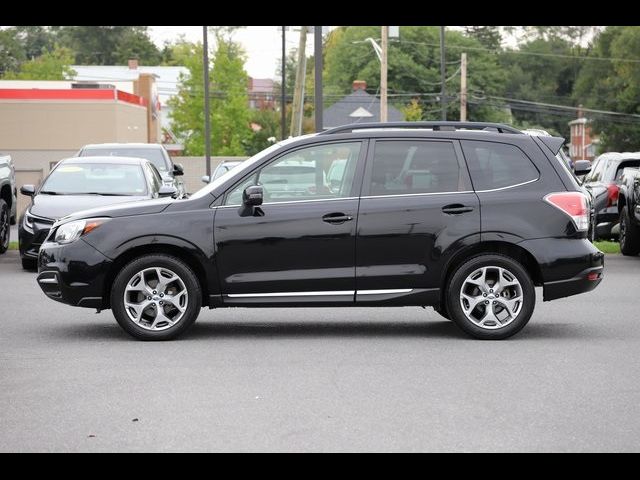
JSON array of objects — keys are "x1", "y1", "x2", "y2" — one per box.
[
  {"x1": 190, "y1": 136, "x2": 316, "y2": 200},
  {"x1": 81, "y1": 148, "x2": 168, "y2": 172},
  {"x1": 41, "y1": 163, "x2": 148, "y2": 196}
]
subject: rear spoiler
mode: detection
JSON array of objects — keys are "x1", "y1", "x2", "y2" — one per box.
[{"x1": 537, "y1": 136, "x2": 566, "y2": 155}]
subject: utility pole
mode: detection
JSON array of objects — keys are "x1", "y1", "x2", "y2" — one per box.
[
  {"x1": 290, "y1": 26, "x2": 308, "y2": 137},
  {"x1": 314, "y1": 26, "x2": 323, "y2": 132},
  {"x1": 281, "y1": 26, "x2": 286, "y2": 140},
  {"x1": 440, "y1": 26, "x2": 446, "y2": 121},
  {"x1": 460, "y1": 52, "x2": 467, "y2": 122},
  {"x1": 203, "y1": 26, "x2": 211, "y2": 177},
  {"x1": 380, "y1": 26, "x2": 388, "y2": 122}
]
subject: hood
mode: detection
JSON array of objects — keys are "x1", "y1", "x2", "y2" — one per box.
[{"x1": 30, "y1": 194, "x2": 170, "y2": 221}]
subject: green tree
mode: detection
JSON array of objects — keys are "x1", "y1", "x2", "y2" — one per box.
[
  {"x1": 168, "y1": 36, "x2": 251, "y2": 156},
  {"x1": 3, "y1": 45, "x2": 76, "y2": 80},
  {"x1": 402, "y1": 98, "x2": 423, "y2": 121},
  {"x1": 210, "y1": 35, "x2": 251, "y2": 155},
  {"x1": 574, "y1": 26, "x2": 640, "y2": 151},
  {"x1": 167, "y1": 42, "x2": 207, "y2": 155},
  {"x1": 464, "y1": 26, "x2": 502, "y2": 50},
  {"x1": 324, "y1": 26, "x2": 508, "y2": 122},
  {"x1": 0, "y1": 28, "x2": 26, "y2": 76},
  {"x1": 499, "y1": 37, "x2": 584, "y2": 136},
  {"x1": 56, "y1": 26, "x2": 161, "y2": 65}
]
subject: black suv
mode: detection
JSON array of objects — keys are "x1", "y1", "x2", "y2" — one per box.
[{"x1": 36, "y1": 122, "x2": 604, "y2": 341}]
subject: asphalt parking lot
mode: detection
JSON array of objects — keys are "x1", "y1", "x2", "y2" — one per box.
[{"x1": 1, "y1": 250, "x2": 639, "y2": 452}]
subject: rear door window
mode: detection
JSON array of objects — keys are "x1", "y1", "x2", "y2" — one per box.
[
  {"x1": 366, "y1": 140, "x2": 463, "y2": 196},
  {"x1": 461, "y1": 141, "x2": 539, "y2": 191}
]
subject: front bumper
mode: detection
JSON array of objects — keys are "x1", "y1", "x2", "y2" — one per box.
[
  {"x1": 518, "y1": 237, "x2": 604, "y2": 301},
  {"x1": 37, "y1": 238, "x2": 112, "y2": 309}
]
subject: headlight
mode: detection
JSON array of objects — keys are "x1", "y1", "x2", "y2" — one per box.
[
  {"x1": 54, "y1": 218, "x2": 109, "y2": 244},
  {"x1": 23, "y1": 211, "x2": 34, "y2": 233}
]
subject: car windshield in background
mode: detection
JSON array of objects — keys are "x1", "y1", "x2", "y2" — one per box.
[
  {"x1": 82, "y1": 148, "x2": 168, "y2": 172},
  {"x1": 41, "y1": 163, "x2": 147, "y2": 196}
]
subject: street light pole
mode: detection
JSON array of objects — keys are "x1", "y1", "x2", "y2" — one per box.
[
  {"x1": 314, "y1": 26, "x2": 323, "y2": 132},
  {"x1": 380, "y1": 26, "x2": 388, "y2": 122},
  {"x1": 203, "y1": 26, "x2": 211, "y2": 177},
  {"x1": 440, "y1": 26, "x2": 446, "y2": 121},
  {"x1": 281, "y1": 26, "x2": 286, "y2": 140}
]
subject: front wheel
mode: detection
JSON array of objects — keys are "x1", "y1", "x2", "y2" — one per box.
[
  {"x1": 446, "y1": 254, "x2": 535, "y2": 340},
  {"x1": 111, "y1": 254, "x2": 202, "y2": 341}
]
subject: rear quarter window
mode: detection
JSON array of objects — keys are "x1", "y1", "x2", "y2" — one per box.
[{"x1": 461, "y1": 141, "x2": 540, "y2": 191}]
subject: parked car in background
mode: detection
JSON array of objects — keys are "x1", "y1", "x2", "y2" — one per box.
[
  {"x1": 36, "y1": 122, "x2": 603, "y2": 341},
  {"x1": 581, "y1": 152, "x2": 640, "y2": 240},
  {"x1": 617, "y1": 166, "x2": 640, "y2": 255},
  {"x1": 77, "y1": 143, "x2": 186, "y2": 197},
  {"x1": 201, "y1": 161, "x2": 243, "y2": 184},
  {"x1": 0, "y1": 153, "x2": 17, "y2": 254},
  {"x1": 19, "y1": 156, "x2": 176, "y2": 270}
]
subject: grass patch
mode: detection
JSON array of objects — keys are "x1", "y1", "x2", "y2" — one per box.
[
  {"x1": 594, "y1": 240, "x2": 620, "y2": 254},
  {"x1": 8, "y1": 241, "x2": 18, "y2": 250}
]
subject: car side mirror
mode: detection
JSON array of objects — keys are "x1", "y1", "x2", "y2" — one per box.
[
  {"x1": 201, "y1": 175, "x2": 211, "y2": 184},
  {"x1": 573, "y1": 160, "x2": 591, "y2": 176},
  {"x1": 20, "y1": 184, "x2": 35, "y2": 196},
  {"x1": 243, "y1": 185, "x2": 263, "y2": 206},
  {"x1": 173, "y1": 163, "x2": 184, "y2": 176},
  {"x1": 158, "y1": 185, "x2": 178, "y2": 198}
]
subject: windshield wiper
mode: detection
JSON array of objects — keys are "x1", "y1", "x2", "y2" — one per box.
[
  {"x1": 72, "y1": 192, "x2": 130, "y2": 196},
  {"x1": 39, "y1": 190, "x2": 60, "y2": 195}
]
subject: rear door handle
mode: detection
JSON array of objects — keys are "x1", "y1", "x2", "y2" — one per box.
[
  {"x1": 322, "y1": 212, "x2": 353, "y2": 224},
  {"x1": 442, "y1": 204, "x2": 474, "y2": 215}
]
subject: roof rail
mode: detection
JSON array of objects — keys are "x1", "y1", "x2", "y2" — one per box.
[{"x1": 319, "y1": 121, "x2": 522, "y2": 135}]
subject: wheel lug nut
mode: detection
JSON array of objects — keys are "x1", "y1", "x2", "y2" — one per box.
[
  {"x1": 490, "y1": 289, "x2": 493, "y2": 293},
  {"x1": 485, "y1": 300, "x2": 489, "y2": 305},
  {"x1": 483, "y1": 293, "x2": 487, "y2": 297},
  {"x1": 159, "y1": 301, "x2": 163, "y2": 306},
  {"x1": 147, "y1": 296, "x2": 151, "y2": 300},
  {"x1": 160, "y1": 293, "x2": 164, "y2": 297},
  {"x1": 153, "y1": 291, "x2": 157, "y2": 294}
]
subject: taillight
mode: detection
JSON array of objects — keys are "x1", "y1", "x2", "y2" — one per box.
[
  {"x1": 544, "y1": 192, "x2": 589, "y2": 232},
  {"x1": 606, "y1": 183, "x2": 620, "y2": 207}
]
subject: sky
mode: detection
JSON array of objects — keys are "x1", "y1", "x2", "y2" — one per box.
[{"x1": 149, "y1": 26, "x2": 316, "y2": 80}]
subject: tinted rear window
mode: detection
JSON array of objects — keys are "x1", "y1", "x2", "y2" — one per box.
[
  {"x1": 462, "y1": 141, "x2": 539, "y2": 191},
  {"x1": 81, "y1": 148, "x2": 168, "y2": 172},
  {"x1": 369, "y1": 140, "x2": 462, "y2": 195}
]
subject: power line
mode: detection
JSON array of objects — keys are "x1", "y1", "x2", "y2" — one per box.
[{"x1": 394, "y1": 39, "x2": 640, "y2": 64}]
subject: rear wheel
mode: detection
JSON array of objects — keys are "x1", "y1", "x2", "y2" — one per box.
[
  {"x1": 0, "y1": 199, "x2": 9, "y2": 254},
  {"x1": 619, "y1": 208, "x2": 640, "y2": 256},
  {"x1": 111, "y1": 254, "x2": 202, "y2": 341},
  {"x1": 446, "y1": 254, "x2": 535, "y2": 340}
]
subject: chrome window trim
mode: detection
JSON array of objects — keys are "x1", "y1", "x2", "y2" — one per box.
[
  {"x1": 474, "y1": 177, "x2": 539, "y2": 193},
  {"x1": 215, "y1": 196, "x2": 359, "y2": 209},
  {"x1": 360, "y1": 191, "x2": 473, "y2": 200}
]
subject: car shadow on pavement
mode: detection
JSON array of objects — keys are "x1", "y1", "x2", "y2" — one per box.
[{"x1": 45, "y1": 319, "x2": 600, "y2": 342}]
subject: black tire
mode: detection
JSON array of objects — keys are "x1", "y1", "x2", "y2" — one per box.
[
  {"x1": 111, "y1": 254, "x2": 202, "y2": 341},
  {"x1": 446, "y1": 254, "x2": 536, "y2": 340},
  {"x1": 10, "y1": 215, "x2": 16, "y2": 225},
  {"x1": 0, "y1": 199, "x2": 9, "y2": 254},
  {"x1": 619, "y1": 208, "x2": 640, "y2": 256},
  {"x1": 21, "y1": 257, "x2": 38, "y2": 270}
]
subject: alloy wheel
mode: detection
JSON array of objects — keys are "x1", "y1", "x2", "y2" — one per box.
[
  {"x1": 123, "y1": 267, "x2": 189, "y2": 331},
  {"x1": 459, "y1": 266, "x2": 523, "y2": 330}
]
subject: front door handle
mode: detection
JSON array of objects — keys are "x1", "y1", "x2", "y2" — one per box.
[
  {"x1": 442, "y1": 204, "x2": 474, "y2": 215},
  {"x1": 322, "y1": 212, "x2": 353, "y2": 224}
]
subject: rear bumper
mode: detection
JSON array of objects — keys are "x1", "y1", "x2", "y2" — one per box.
[
  {"x1": 595, "y1": 208, "x2": 619, "y2": 239},
  {"x1": 518, "y1": 237, "x2": 605, "y2": 301},
  {"x1": 37, "y1": 238, "x2": 111, "y2": 309}
]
